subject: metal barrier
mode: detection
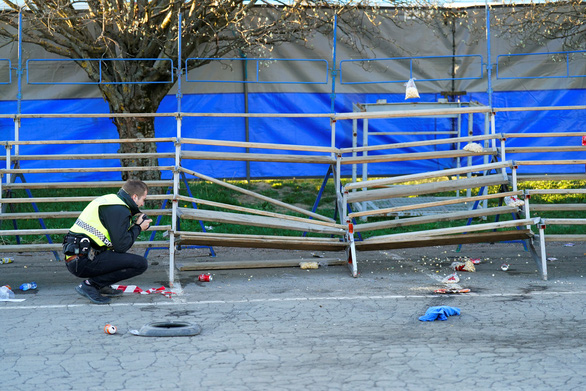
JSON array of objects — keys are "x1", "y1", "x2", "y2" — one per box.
[
  {"x1": 496, "y1": 50, "x2": 586, "y2": 80},
  {"x1": 0, "y1": 59, "x2": 11, "y2": 84},
  {"x1": 339, "y1": 54, "x2": 484, "y2": 85},
  {"x1": 185, "y1": 57, "x2": 329, "y2": 84},
  {"x1": 2, "y1": 106, "x2": 586, "y2": 284},
  {"x1": 26, "y1": 58, "x2": 175, "y2": 85}
]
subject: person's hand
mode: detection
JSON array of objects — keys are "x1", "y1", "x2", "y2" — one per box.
[{"x1": 136, "y1": 213, "x2": 152, "y2": 231}]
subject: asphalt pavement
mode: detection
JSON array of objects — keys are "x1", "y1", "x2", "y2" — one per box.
[{"x1": 1, "y1": 242, "x2": 585, "y2": 390}]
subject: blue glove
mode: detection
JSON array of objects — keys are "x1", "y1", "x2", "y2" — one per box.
[{"x1": 419, "y1": 306, "x2": 461, "y2": 321}]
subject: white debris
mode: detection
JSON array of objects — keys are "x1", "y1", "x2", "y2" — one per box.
[{"x1": 463, "y1": 143, "x2": 483, "y2": 153}]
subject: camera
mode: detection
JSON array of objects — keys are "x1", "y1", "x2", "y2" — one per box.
[
  {"x1": 79, "y1": 237, "x2": 91, "y2": 255},
  {"x1": 138, "y1": 214, "x2": 149, "y2": 224}
]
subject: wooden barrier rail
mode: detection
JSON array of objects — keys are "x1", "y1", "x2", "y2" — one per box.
[
  {"x1": 339, "y1": 133, "x2": 502, "y2": 155},
  {"x1": 516, "y1": 168, "x2": 586, "y2": 280},
  {"x1": 1, "y1": 134, "x2": 344, "y2": 285},
  {"x1": 181, "y1": 151, "x2": 335, "y2": 164},
  {"x1": 1, "y1": 137, "x2": 178, "y2": 273},
  {"x1": 175, "y1": 195, "x2": 346, "y2": 230},
  {"x1": 0, "y1": 241, "x2": 170, "y2": 253},
  {"x1": 181, "y1": 138, "x2": 339, "y2": 154},
  {"x1": 359, "y1": 218, "x2": 536, "y2": 245},
  {"x1": 516, "y1": 174, "x2": 586, "y2": 182},
  {"x1": 175, "y1": 232, "x2": 348, "y2": 251},
  {"x1": 346, "y1": 174, "x2": 508, "y2": 204},
  {"x1": 0, "y1": 225, "x2": 172, "y2": 236},
  {"x1": 526, "y1": 189, "x2": 586, "y2": 233},
  {"x1": 7, "y1": 153, "x2": 174, "y2": 161},
  {"x1": 355, "y1": 230, "x2": 534, "y2": 251},
  {"x1": 353, "y1": 205, "x2": 519, "y2": 233},
  {"x1": 177, "y1": 208, "x2": 345, "y2": 236},
  {"x1": 0, "y1": 209, "x2": 172, "y2": 221},
  {"x1": 0, "y1": 194, "x2": 171, "y2": 204},
  {"x1": 2, "y1": 180, "x2": 174, "y2": 190},
  {"x1": 501, "y1": 132, "x2": 586, "y2": 183},
  {"x1": 345, "y1": 161, "x2": 513, "y2": 191},
  {"x1": 3, "y1": 108, "x2": 584, "y2": 283},
  {"x1": 349, "y1": 191, "x2": 521, "y2": 220},
  {"x1": 340, "y1": 149, "x2": 497, "y2": 166},
  {"x1": 0, "y1": 166, "x2": 175, "y2": 175},
  {"x1": 179, "y1": 167, "x2": 334, "y2": 223}
]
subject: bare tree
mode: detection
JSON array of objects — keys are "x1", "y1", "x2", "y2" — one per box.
[
  {"x1": 0, "y1": 0, "x2": 415, "y2": 181},
  {"x1": 5, "y1": 0, "x2": 578, "y2": 180},
  {"x1": 409, "y1": 0, "x2": 585, "y2": 51},
  {"x1": 492, "y1": 0, "x2": 585, "y2": 51}
]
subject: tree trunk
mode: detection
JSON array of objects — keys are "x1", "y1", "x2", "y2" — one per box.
[
  {"x1": 103, "y1": 85, "x2": 167, "y2": 182},
  {"x1": 114, "y1": 115, "x2": 161, "y2": 182}
]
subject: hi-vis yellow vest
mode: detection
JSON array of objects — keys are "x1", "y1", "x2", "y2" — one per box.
[{"x1": 70, "y1": 194, "x2": 129, "y2": 248}]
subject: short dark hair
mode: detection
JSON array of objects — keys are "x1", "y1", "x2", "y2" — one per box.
[{"x1": 122, "y1": 179, "x2": 148, "y2": 197}]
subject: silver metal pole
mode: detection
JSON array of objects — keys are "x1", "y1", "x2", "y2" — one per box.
[
  {"x1": 362, "y1": 118, "x2": 368, "y2": 214},
  {"x1": 169, "y1": 12, "x2": 184, "y2": 286},
  {"x1": 486, "y1": 0, "x2": 493, "y2": 109},
  {"x1": 15, "y1": 8, "x2": 23, "y2": 157}
]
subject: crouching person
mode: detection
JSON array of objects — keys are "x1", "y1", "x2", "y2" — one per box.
[{"x1": 63, "y1": 179, "x2": 153, "y2": 304}]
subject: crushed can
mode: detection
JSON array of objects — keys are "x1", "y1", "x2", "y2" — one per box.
[
  {"x1": 1, "y1": 257, "x2": 13, "y2": 264},
  {"x1": 198, "y1": 273, "x2": 212, "y2": 282}
]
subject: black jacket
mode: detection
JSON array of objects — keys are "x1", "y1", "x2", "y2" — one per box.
[{"x1": 96, "y1": 189, "x2": 143, "y2": 253}]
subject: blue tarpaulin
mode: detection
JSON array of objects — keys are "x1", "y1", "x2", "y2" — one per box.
[{"x1": 1, "y1": 88, "x2": 585, "y2": 182}]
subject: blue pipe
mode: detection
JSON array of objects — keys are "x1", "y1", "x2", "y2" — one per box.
[
  {"x1": 17, "y1": 9, "x2": 22, "y2": 116},
  {"x1": 330, "y1": 14, "x2": 337, "y2": 114},
  {"x1": 177, "y1": 13, "x2": 182, "y2": 112},
  {"x1": 486, "y1": 0, "x2": 493, "y2": 109}
]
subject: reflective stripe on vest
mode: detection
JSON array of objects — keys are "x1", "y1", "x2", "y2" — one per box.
[{"x1": 70, "y1": 194, "x2": 129, "y2": 247}]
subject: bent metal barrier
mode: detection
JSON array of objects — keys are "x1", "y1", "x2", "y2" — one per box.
[{"x1": 2, "y1": 107, "x2": 585, "y2": 284}]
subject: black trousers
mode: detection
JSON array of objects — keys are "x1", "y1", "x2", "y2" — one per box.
[{"x1": 66, "y1": 250, "x2": 148, "y2": 288}]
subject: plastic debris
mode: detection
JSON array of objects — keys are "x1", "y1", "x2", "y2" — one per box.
[
  {"x1": 434, "y1": 288, "x2": 470, "y2": 294},
  {"x1": 547, "y1": 257, "x2": 558, "y2": 262},
  {"x1": 441, "y1": 273, "x2": 460, "y2": 284},
  {"x1": 111, "y1": 285, "x2": 176, "y2": 298},
  {"x1": 0, "y1": 285, "x2": 15, "y2": 300},
  {"x1": 0, "y1": 285, "x2": 25, "y2": 302},
  {"x1": 404, "y1": 78, "x2": 420, "y2": 100},
  {"x1": 19, "y1": 282, "x2": 37, "y2": 291},
  {"x1": 300, "y1": 261, "x2": 319, "y2": 269},
  {"x1": 500, "y1": 263, "x2": 510, "y2": 271},
  {"x1": 419, "y1": 306, "x2": 461, "y2": 321},
  {"x1": 451, "y1": 259, "x2": 476, "y2": 272},
  {"x1": 504, "y1": 196, "x2": 525, "y2": 207},
  {"x1": 463, "y1": 143, "x2": 483, "y2": 153}
]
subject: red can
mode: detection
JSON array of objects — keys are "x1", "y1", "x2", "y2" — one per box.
[{"x1": 198, "y1": 273, "x2": 212, "y2": 282}]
